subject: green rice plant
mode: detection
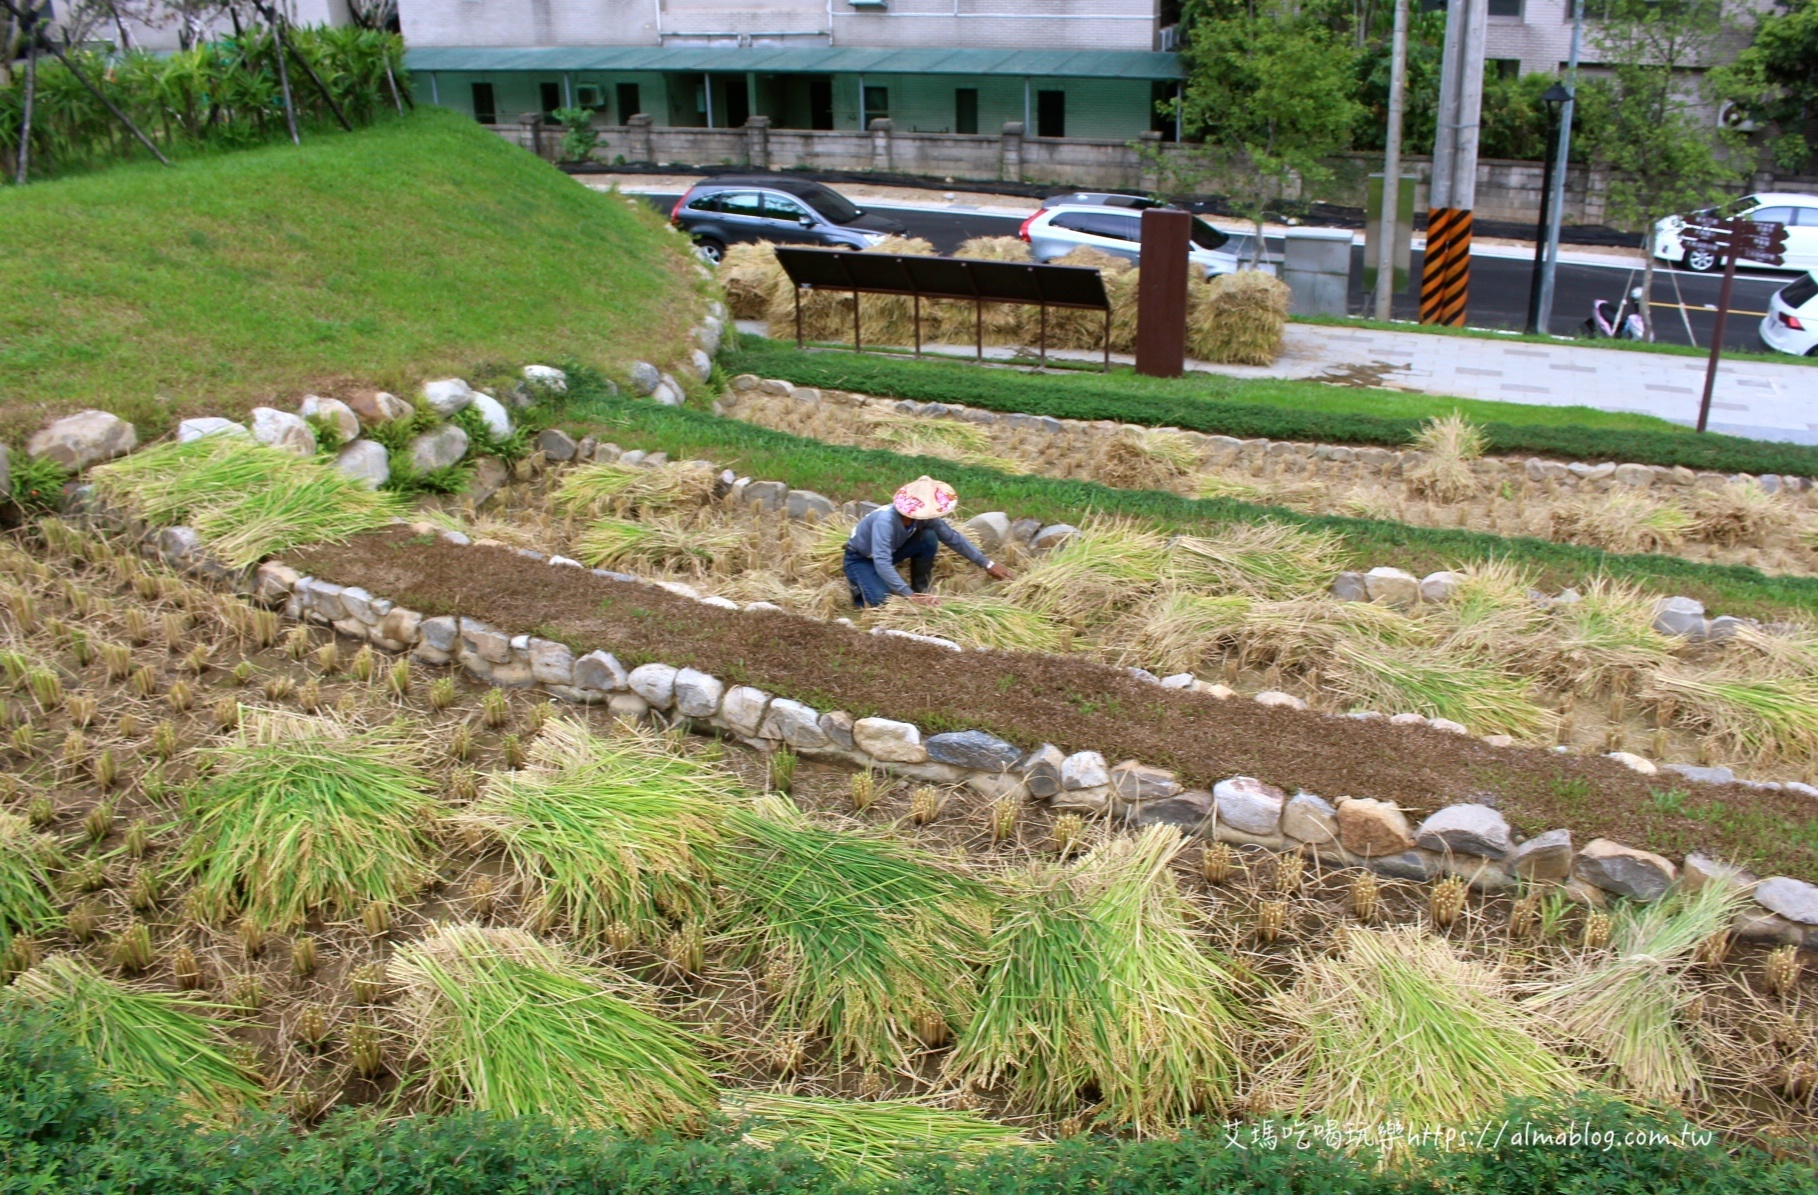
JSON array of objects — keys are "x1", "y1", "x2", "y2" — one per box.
[
  {"x1": 866, "y1": 594, "x2": 1070, "y2": 653},
  {"x1": 576, "y1": 515, "x2": 744, "y2": 573},
  {"x1": 1438, "y1": 560, "x2": 1548, "y2": 657},
  {"x1": 88, "y1": 438, "x2": 402, "y2": 568},
  {"x1": 0, "y1": 814, "x2": 60, "y2": 954},
  {"x1": 1164, "y1": 521, "x2": 1347, "y2": 599},
  {"x1": 551, "y1": 460, "x2": 719, "y2": 519},
  {"x1": 1004, "y1": 518, "x2": 1168, "y2": 625},
  {"x1": 716, "y1": 794, "x2": 992, "y2": 1069},
  {"x1": 1645, "y1": 666, "x2": 1818, "y2": 760},
  {"x1": 173, "y1": 712, "x2": 443, "y2": 930},
  {"x1": 1406, "y1": 412, "x2": 1488, "y2": 503},
  {"x1": 1065, "y1": 826, "x2": 1249, "y2": 1132},
  {"x1": 9, "y1": 955, "x2": 261, "y2": 1112},
  {"x1": 1264, "y1": 926, "x2": 1579, "y2": 1148},
  {"x1": 1536, "y1": 578, "x2": 1677, "y2": 694},
  {"x1": 391, "y1": 923, "x2": 717, "y2": 1131},
  {"x1": 1327, "y1": 636, "x2": 1555, "y2": 739},
  {"x1": 457, "y1": 720, "x2": 732, "y2": 948},
  {"x1": 1124, "y1": 591, "x2": 1253, "y2": 675},
  {"x1": 723, "y1": 1091, "x2": 1023, "y2": 1178},
  {"x1": 1529, "y1": 881, "x2": 1744, "y2": 1103}
]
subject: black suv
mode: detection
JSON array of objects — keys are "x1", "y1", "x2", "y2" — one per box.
[{"x1": 669, "y1": 176, "x2": 908, "y2": 263}]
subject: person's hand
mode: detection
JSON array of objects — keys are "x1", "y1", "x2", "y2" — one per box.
[
  {"x1": 909, "y1": 593, "x2": 943, "y2": 608},
  {"x1": 985, "y1": 563, "x2": 1014, "y2": 582}
]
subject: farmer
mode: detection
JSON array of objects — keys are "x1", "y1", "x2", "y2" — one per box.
[{"x1": 844, "y1": 476, "x2": 1013, "y2": 608}]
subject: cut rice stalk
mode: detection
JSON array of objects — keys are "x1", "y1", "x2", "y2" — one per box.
[
  {"x1": 716, "y1": 794, "x2": 992, "y2": 1069},
  {"x1": 1265, "y1": 927, "x2": 1579, "y2": 1144},
  {"x1": 0, "y1": 813, "x2": 60, "y2": 953},
  {"x1": 391, "y1": 923, "x2": 716, "y2": 1131},
  {"x1": 1328, "y1": 636, "x2": 1555, "y2": 740},
  {"x1": 1684, "y1": 480, "x2": 1797, "y2": 547},
  {"x1": 867, "y1": 595, "x2": 1071, "y2": 653},
  {"x1": 1528, "y1": 881, "x2": 1744, "y2": 1103},
  {"x1": 1004, "y1": 518, "x2": 1168, "y2": 625},
  {"x1": 1123, "y1": 591, "x2": 1252, "y2": 675},
  {"x1": 10, "y1": 955, "x2": 261, "y2": 1112},
  {"x1": 1537, "y1": 578, "x2": 1677, "y2": 694},
  {"x1": 1165, "y1": 521, "x2": 1347, "y2": 599},
  {"x1": 459, "y1": 720, "x2": 734, "y2": 947},
  {"x1": 1547, "y1": 490, "x2": 1692, "y2": 555},
  {"x1": 1406, "y1": 412, "x2": 1487, "y2": 504},
  {"x1": 724, "y1": 1090, "x2": 1023, "y2": 1177},
  {"x1": 1439, "y1": 560, "x2": 1547, "y2": 657},
  {"x1": 175, "y1": 711, "x2": 443, "y2": 930},
  {"x1": 1645, "y1": 667, "x2": 1818, "y2": 760},
  {"x1": 576, "y1": 515, "x2": 743, "y2": 573},
  {"x1": 1239, "y1": 598, "x2": 1434, "y2": 672},
  {"x1": 551, "y1": 460, "x2": 718, "y2": 519}
]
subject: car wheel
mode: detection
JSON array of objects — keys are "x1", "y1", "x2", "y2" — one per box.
[
  {"x1": 1684, "y1": 247, "x2": 1721, "y2": 273},
  {"x1": 1807, "y1": 345, "x2": 1818, "y2": 358},
  {"x1": 694, "y1": 237, "x2": 726, "y2": 265}
]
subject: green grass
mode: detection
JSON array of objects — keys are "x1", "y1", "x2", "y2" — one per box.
[
  {"x1": 0, "y1": 108, "x2": 702, "y2": 444},
  {"x1": 724, "y1": 337, "x2": 1818, "y2": 478},
  {"x1": 556, "y1": 377, "x2": 1818, "y2": 623}
]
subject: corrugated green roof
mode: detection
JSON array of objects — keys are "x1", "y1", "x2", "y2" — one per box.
[{"x1": 404, "y1": 45, "x2": 1182, "y2": 80}]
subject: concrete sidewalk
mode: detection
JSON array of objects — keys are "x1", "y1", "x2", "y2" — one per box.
[{"x1": 736, "y1": 319, "x2": 1818, "y2": 445}]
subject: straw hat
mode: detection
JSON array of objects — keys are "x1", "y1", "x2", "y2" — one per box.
[{"x1": 892, "y1": 475, "x2": 959, "y2": 520}]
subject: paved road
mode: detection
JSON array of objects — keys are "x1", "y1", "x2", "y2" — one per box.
[{"x1": 642, "y1": 192, "x2": 1800, "y2": 355}]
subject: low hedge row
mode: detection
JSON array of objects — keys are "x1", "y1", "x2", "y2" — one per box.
[
  {"x1": 722, "y1": 339, "x2": 1818, "y2": 479},
  {"x1": 4, "y1": 1007, "x2": 1810, "y2": 1195},
  {"x1": 561, "y1": 374, "x2": 1818, "y2": 622}
]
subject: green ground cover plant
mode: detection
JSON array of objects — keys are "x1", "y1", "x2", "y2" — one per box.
[
  {"x1": 0, "y1": 108, "x2": 700, "y2": 443},
  {"x1": 724, "y1": 338, "x2": 1818, "y2": 478},
  {"x1": 556, "y1": 376, "x2": 1818, "y2": 622}
]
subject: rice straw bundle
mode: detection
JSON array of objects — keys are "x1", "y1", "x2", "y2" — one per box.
[
  {"x1": 1438, "y1": 561, "x2": 1547, "y2": 657},
  {"x1": 576, "y1": 515, "x2": 744, "y2": 574},
  {"x1": 1040, "y1": 247, "x2": 1133, "y2": 351},
  {"x1": 1328, "y1": 636, "x2": 1554, "y2": 739},
  {"x1": 1684, "y1": 480, "x2": 1797, "y2": 547},
  {"x1": 459, "y1": 720, "x2": 734, "y2": 948},
  {"x1": 1165, "y1": 521, "x2": 1348, "y2": 598},
  {"x1": 88, "y1": 438, "x2": 402, "y2": 567},
  {"x1": 175, "y1": 711, "x2": 442, "y2": 930},
  {"x1": 1237, "y1": 598, "x2": 1433, "y2": 671},
  {"x1": 724, "y1": 1091, "x2": 1024, "y2": 1177},
  {"x1": 1548, "y1": 490, "x2": 1692, "y2": 554},
  {"x1": 10, "y1": 955, "x2": 261, "y2": 1112},
  {"x1": 1100, "y1": 428, "x2": 1204, "y2": 491},
  {"x1": 715, "y1": 795, "x2": 991, "y2": 1068},
  {"x1": 719, "y1": 240, "x2": 789, "y2": 319},
  {"x1": 1644, "y1": 667, "x2": 1818, "y2": 760},
  {"x1": 1537, "y1": 578, "x2": 1676, "y2": 694},
  {"x1": 1124, "y1": 591, "x2": 1253, "y2": 675},
  {"x1": 1529, "y1": 881, "x2": 1743, "y2": 1103},
  {"x1": 0, "y1": 813, "x2": 59, "y2": 953},
  {"x1": 1004, "y1": 518, "x2": 1168, "y2": 625},
  {"x1": 1186, "y1": 270, "x2": 1289, "y2": 366},
  {"x1": 1405, "y1": 413, "x2": 1488, "y2": 503},
  {"x1": 551, "y1": 460, "x2": 719, "y2": 519},
  {"x1": 1267, "y1": 928, "x2": 1579, "y2": 1144},
  {"x1": 858, "y1": 412, "x2": 1026, "y2": 473},
  {"x1": 391, "y1": 924, "x2": 716, "y2": 1131},
  {"x1": 867, "y1": 594, "x2": 1070, "y2": 653}
]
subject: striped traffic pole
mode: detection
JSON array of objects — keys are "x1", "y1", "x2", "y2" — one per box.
[{"x1": 1419, "y1": 206, "x2": 1473, "y2": 326}]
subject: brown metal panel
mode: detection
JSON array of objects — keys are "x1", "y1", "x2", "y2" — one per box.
[{"x1": 1135, "y1": 208, "x2": 1190, "y2": 377}]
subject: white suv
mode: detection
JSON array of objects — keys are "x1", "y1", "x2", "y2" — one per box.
[
  {"x1": 1759, "y1": 271, "x2": 1818, "y2": 357},
  {"x1": 1020, "y1": 203, "x2": 1242, "y2": 279},
  {"x1": 1653, "y1": 192, "x2": 1818, "y2": 273}
]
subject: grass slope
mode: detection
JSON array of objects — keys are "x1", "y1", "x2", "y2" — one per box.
[{"x1": 0, "y1": 108, "x2": 701, "y2": 442}]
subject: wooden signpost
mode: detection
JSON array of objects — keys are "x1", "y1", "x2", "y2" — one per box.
[{"x1": 1685, "y1": 217, "x2": 1789, "y2": 432}]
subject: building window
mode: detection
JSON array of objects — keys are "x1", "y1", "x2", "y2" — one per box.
[
  {"x1": 617, "y1": 82, "x2": 641, "y2": 121},
  {"x1": 863, "y1": 86, "x2": 889, "y2": 125},
  {"x1": 540, "y1": 82, "x2": 561, "y2": 115},
  {"x1": 1488, "y1": 0, "x2": 1522, "y2": 16},
  {"x1": 1490, "y1": 57, "x2": 1521, "y2": 79},
  {"x1": 955, "y1": 88, "x2": 978, "y2": 135},
  {"x1": 1037, "y1": 90, "x2": 1065, "y2": 138},
  {"x1": 471, "y1": 82, "x2": 496, "y2": 125}
]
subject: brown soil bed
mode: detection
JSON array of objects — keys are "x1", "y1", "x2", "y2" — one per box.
[{"x1": 290, "y1": 528, "x2": 1818, "y2": 878}]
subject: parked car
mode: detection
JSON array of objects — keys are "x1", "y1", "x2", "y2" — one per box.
[
  {"x1": 1759, "y1": 270, "x2": 1818, "y2": 357},
  {"x1": 1019, "y1": 203, "x2": 1241, "y2": 278},
  {"x1": 1653, "y1": 192, "x2": 1818, "y2": 273},
  {"x1": 670, "y1": 176, "x2": 908, "y2": 264}
]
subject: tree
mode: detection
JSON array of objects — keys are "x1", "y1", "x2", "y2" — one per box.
[
  {"x1": 1711, "y1": 0, "x2": 1818, "y2": 173},
  {"x1": 1171, "y1": 0, "x2": 1363, "y2": 265},
  {"x1": 1582, "y1": 0, "x2": 1742, "y2": 340}
]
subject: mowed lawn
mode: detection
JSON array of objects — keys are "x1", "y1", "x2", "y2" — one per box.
[{"x1": 0, "y1": 107, "x2": 701, "y2": 441}]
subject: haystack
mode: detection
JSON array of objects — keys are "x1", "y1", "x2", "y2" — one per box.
[
  {"x1": 719, "y1": 241, "x2": 787, "y2": 320},
  {"x1": 1188, "y1": 270, "x2": 1289, "y2": 366},
  {"x1": 762, "y1": 236, "x2": 936, "y2": 347}
]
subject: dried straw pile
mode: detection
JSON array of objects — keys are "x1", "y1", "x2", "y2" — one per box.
[
  {"x1": 1187, "y1": 270, "x2": 1290, "y2": 366},
  {"x1": 719, "y1": 241, "x2": 786, "y2": 320},
  {"x1": 761, "y1": 236, "x2": 937, "y2": 346}
]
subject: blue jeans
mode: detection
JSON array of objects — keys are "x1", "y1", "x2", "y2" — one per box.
[{"x1": 844, "y1": 534, "x2": 937, "y2": 608}]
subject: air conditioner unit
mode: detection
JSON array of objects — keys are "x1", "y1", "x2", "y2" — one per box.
[
  {"x1": 849, "y1": 0, "x2": 887, "y2": 8},
  {"x1": 576, "y1": 84, "x2": 603, "y2": 109}
]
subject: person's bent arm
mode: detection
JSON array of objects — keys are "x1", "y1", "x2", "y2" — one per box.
[{"x1": 934, "y1": 521, "x2": 1013, "y2": 581}]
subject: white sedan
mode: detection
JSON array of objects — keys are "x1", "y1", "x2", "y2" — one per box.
[
  {"x1": 1759, "y1": 270, "x2": 1818, "y2": 357},
  {"x1": 1653, "y1": 192, "x2": 1818, "y2": 273}
]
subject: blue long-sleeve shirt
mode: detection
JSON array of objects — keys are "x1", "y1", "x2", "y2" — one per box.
[{"x1": 845, "y1": 506, "x2": 993, "y2": 598}]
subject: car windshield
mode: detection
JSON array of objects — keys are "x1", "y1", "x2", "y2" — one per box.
[
  {"x1": 1715, "y1": 196, "x2": 1760, "y2": 218},
  {"x1": 1191, "y1": 218, "x2": 1231, "y2": 251},
  {"x1": 799, "y1": 184, "x2": 863, "y2": 224}
]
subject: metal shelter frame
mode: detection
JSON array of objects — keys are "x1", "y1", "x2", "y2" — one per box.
[{"x1": 772, "y1": 247, "x2": 1113, "y2": 371}]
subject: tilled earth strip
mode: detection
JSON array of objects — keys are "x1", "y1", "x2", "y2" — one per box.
[{"x1": 289, "y1": 528, "x2": 1818, "y2": 873}]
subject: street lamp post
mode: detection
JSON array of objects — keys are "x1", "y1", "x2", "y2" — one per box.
[{"x1": 1524, "y1": 83, "x2": 1572, "y2": 335}]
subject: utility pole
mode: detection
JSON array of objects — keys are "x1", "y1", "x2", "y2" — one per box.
[
  {"x1": 1374, "y1": 0, "x2": 1410, "y2": 321},
  {"x1": 1419, "y1": 0, "x2": 1488, "y2": 326},
  {"x1": 1534, "y1": 0, "x2": 1585, "y2": 334}
]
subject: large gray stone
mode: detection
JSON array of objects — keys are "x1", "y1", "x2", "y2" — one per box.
[
  {"x1": 1022, "y1": 743, "x2": 1065, "y2": 798},
  {"x1": 338, "y1": 586, "x2": 385, "y2": 625},
  {"x1": 346, "y1": 390, "x2": 412, "y2": 425},
  {"x1": 421, "y1": 378, "x2": 476, "y2": 416},
  {"x1": 1652, "y1": 596, "x2": 1707, "y2": 637},
  {"x1": 1032, "y1": 524, "x2": 1079, "y2": 551},
  {"x1": 1419, "y1": 571, "x2": 1465, "y2": 603},
  {"x1": 1754, "y1": 877, "x2": 1818, "y2": 924},
  {"x1": 418, "y1": 615, "x2": 459, "y2": 653},
  {"x1": 672, "y1": 668, "x2": 725, "y2": 718},
  {"x1": 961, "y1": 512, "x2": 1011, "y2": 555},
  {"x1": 628, "y1": 663, "x2": 678, "y2": 708},
  {"x1": 1060, "y1": 751, "x2": 1110, "y2": 790},
  {"x1": 1212, "y1": 776, "x2": 1285, "y2": 836},
  {"x1": 177, "y1": 416, "x2": 249, "y2": 443},
  {"x1": 742, "y1": 480, "x2": 788, "y2": 512},
  {"x1": 1662, "y1": 763, "x2": 1736, "y2": 786},
  {"x1": 522, "y1": 364, "x2": 568, "y2": 393},
  {"x1": 333, "y1": 440, "x2": 390, "y2": 488},
  {"x1": 27, "y1": 410, "x2": 137, "y2": 470},
  {"x1": 410, "y1": 424, "x2": 469, "y2": 472},
  {"x1": 527, "y1": 639, "x2": 575, "y2": 687},
  {"x1": 1109, "y1": 761, "x2": 1181, "y2": 803},
  {"x1": 459, "y1": 620, "x2": 512, "y2": 665},
  {"x1": 469, "y1": 393, "x2": 513, "y2": 439},
  {"x1": 1363, "y1": 566, "x2": 1420, "y2": 606},
  {"x1": 853, "y1": 717, "x2": 926, "y2": 763},
  {"x1": 1127, "y1": 791, "x2": 1213, "y2": 834},
  {"x1": 1337, "y1": 797, "x2": 1414, "y2": 857},
  {"x1": 1574, "y1": 838, "x2": 1677, "y2": 901},
  {"x1": 298, "y1": 395, "x2": 360, "y2": 444},
  {"x1": 786, "y1": 489, "x2": 836, "y2": 520},
  {"x1": 627, "y1": 361, "x2": 661, "y2": 396},
  {"x1": 1281, "y1": 792, "x2": 1339, "y2": 845},
  {"x1": 573, "y1": 650, "x2": 630, "y2": 693},
  {"x1": 535, "y1": 428, "x2": 578, "y2": 462},
  {"x1": 1368, "y1": 849, "x2": 1442, "y2": 882},
  {"x1": 925, "y1": 730, "x2": 1022, "y2": 771},
  {"x1": 1682, "y1": 851, "x2": 1755, "y2": 893},
  {"x1": 1507, "y1": 829, "x2": 1574, "y2": 882},
  {"x1": 761, "y1": 699, "x2": 830, "y2": 749},
  {"x1": 250, "y1": 407, "x2": 317, "y2": 455},
  {"x1": 720, "y1": 685, "x2": 771, "y2": 737},
  {"x1": 818, "y1": 710, "x2": 857, "y2": 750},
  {"x1": 1414, "y1": 804, "x2": 1513, "y2": 858},
  {"x1": 1329, "y1": 571, "x2": 1368, "y2": 602}
]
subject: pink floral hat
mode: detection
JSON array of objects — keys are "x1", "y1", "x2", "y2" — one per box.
[{"x1": 892, "y1": 475, "x2": 958, "y2": 520}]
